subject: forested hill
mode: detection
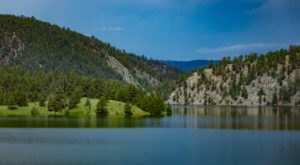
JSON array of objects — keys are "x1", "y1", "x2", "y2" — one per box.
[
  {"x1": 0, "y1": 15, "x2": 183, "y2": 89},
  {"x1": 168, "y1": 46, "x2": 300, "y2": 106}
]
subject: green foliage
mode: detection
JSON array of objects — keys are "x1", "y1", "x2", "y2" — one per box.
[
  {"x1": 272, "y1": 92, "x2": 278, "y2": 106},
  {"x1": 84, "y1": 98, "x2": 91, "y2": 113},
  {"x1": 257, "y1": 88, "x2": 265, "y2": 104},
  {"x1": 165, "y1": 104, "x2": 172, "y2": 115},
  {"x1": 15, "y1": 90, "x2": 28, "y2": 107},
  {"x1": 137, "y1": 93, "x2": 165, "y2": 115},
  {"x1": 229, "y1": 76, "x2": 241, "y2": 101},
  {"x1": 241, "y1": 86, "x2": 248, "y2": 99},
  {"x1": 0, "y1": 67, "x2": 152, "y2": 109},
  {"x1": 0, "y1": 14, "x2": 182, "y2": 95},
  {"x1": 7, "y1": 105, "x2": 17, "y2": 110},
  {"x1": 96, "y1": 96, "x2": 108, "y2": 116},
  {"x1": 68, "y1": 87, "x2": 82, "y2": 109},
  {"x1": 48, "y1": 89, "x2": 66, "y2": 114},
  {"x1": 39, "y1": 101, "x2": 46, "y2": 107},
  {"x1": 246, "y1": 66, "x2": 256, "y2": 85},
  {"x1": 279, "y1": 86, "x2": 292, "y2": 104},
  {"x1": 124, "y1": 103, "x2": 133, "y2": 116},
  {"x1": 31, "y1": 106, "x2": 39, "y2": 115}
]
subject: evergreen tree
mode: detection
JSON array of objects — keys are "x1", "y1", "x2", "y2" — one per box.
[
  {"x1": 15, "y1": 90, "x2": 28, "y2": 107},
  {"x1": 241, "y1": 86, "x2": 248, "y2": 99},
  {"x1": 85, "y1": 97, "x2": 91, "y2": 106},
  {"x1": 258, "y1": 88, "x2": 265, "y2": 104},
  {"x1": 48, "y1": 89, "x2": 66, "y2": 115},
  {"x1": 124, "y1": 103, "x2": 132, "y2": 116},
  {"x1": 31, "y1": 106, "x2": 39, "y2": 116},
  {"x1": 39, "y1": 99, "x2": 46, "y2": 107},
  {"x1": 7, "y1": 94, "x2": 17, "y2": 110},
  {"x1": 208, "y1": 59, "x2": 213, "y2": 68},
  {"x1": 137, "y1": 93, "x2": 165, "y2": 115},
  {"x1": 272, "y1": 91, "x2": 278, "y2": 106},
  {"x1": 96, "y1": 96, "x2": 108, "y2": 116},
  {"x1": 166, "y1": 104, "x2": 172, "y2": 115},
  {"x1": 68, "y1": 87, "x2": 82, "y2": 109},
  {"x1": 85, "y1": 97, "x2": 91, "y2": 112}
]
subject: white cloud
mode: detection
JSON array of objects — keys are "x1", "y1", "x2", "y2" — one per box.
[
  {"x1": 196, "y1": 43, "x2": 289, "y2": 54},
  {"x1": 99, "y1": 27, "x2": 123, "y2": 32}
]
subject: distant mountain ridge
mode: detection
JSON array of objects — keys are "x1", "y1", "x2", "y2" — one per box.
[
  {"x1": 162, "y1": 60, "x2": 217, "y2": 72},
  {"x1": 0, "y1": 14, "x2": 183, "y2": 90}
]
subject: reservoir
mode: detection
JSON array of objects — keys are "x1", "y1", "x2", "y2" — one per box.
[{"x1": 0, "y1": 106, "x2": 299, "y2": 165}]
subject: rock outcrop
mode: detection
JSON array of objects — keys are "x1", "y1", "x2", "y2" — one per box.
[{"x1": 168, "y1": 49, "x2": 300, "y2": 106}]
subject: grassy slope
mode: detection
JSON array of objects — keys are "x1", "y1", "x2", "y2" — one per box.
[{"x1": 0, "y1": 98, "x2": 150, "y2": 117}]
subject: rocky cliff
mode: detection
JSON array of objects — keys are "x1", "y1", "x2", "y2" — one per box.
[{"x1": 168, "y1": 46, "x2": 300, "y2": 106}]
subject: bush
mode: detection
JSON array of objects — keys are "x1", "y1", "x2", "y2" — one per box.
[{"x1": 31, "y1": 106, "x2": 39, "y2": 115}]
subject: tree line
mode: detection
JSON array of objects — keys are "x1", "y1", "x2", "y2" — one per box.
[{"x1": 0, "y1": 67, "x2": 170, "y2": 115}]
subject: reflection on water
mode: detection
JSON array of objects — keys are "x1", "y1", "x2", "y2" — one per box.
[
  {"x1": 172, "y1": 106, "x2": 300, "y2": 130},
  {"x1": 0, "y1": 106, "x2": 300, "y2": 130}
]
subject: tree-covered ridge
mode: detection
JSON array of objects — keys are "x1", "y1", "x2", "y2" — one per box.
[
  {"x1": 0, "y1": 67, "x2": 169, "y2": 115},
  {"x1": 0, "y1": 14, "x2": 183, "y2": 89},
  {"x1": 169, "y1": 46, "x2": 300, "y2": 106}
]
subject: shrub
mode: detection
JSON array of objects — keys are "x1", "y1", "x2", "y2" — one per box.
[{"x1": 31, "y1": 106, "x2": 40, "y2": 115}]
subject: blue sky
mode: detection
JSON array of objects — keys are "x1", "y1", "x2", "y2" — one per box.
[{"x1": 0, "y1": 0, "x2": 300, "y2": 60}]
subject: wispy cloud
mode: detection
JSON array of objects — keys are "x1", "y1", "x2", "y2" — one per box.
[
  {"x1": 99, "y1": 27, "x2": 123, "y2": 31},
  {"x1": 98, "y1": 0, "x2": 215, "y2": 9},
  {"x1": 196, "y1": 43, "x2": 288, "y2": 54}
]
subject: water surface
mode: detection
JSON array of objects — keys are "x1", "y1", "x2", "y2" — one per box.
[
  {"x1": 0, "y1": 106, "x2": 300, "y2": 165},
  {"x1": 0, "y1": 106, "x2": 299, "y2": 130}
]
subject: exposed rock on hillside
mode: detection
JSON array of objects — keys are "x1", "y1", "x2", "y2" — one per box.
[
  {"x1": 168, "y1": 46, "x2": 300, "y2": 106},
  {"x1": 0, "y1": 14, "x2": 182, "y2": 90}
]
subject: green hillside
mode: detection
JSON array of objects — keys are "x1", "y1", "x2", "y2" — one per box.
[{"x1": 0, "y1": 14, "x2": 183, "y2": 90}]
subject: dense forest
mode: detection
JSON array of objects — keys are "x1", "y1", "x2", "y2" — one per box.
[
  {"x1": 169, "y1": 45, "x2": 300, "y2": 106},
  {"x1": 0, "y1": 67, "x2": 169, "y2": 115},
  {"x1": 0, "y1": 14, "x2": 183, "y2": 96}
]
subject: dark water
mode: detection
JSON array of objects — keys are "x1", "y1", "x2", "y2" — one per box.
[{"x1": 0, "y1": 106, "x2": 300, "y2": 165}]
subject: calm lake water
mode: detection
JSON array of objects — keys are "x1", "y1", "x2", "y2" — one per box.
[{"x1": 0, "y1": 106, "x2": 300, "y2": 165}]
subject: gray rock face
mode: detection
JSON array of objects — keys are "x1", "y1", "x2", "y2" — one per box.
[
  {"x1": 105, "y1": 53, "x2": 140, "y2": 86},
  {"x1": 0, "y1": 32, "x2": 24, "y2": 66},
  {"x1": 168, "y1": 63, "x2": 300, "y2": 106}
]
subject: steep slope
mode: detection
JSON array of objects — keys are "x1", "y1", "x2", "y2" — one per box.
[
  {"x1": 168, "y1": 46, "x2": 300, "y2": 106},
  {"x1": 0, "y1": 15, "x2": 182, "y2": 89}
]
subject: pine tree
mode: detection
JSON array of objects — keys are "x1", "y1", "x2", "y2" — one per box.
[
  {"x1": 31, "y1": 106, "x2": 39, "y2": 115},
  {"x1": 96, "y1": 96, "x2": 108, "y2": 116},
  {"x1": 7, "y1": 93, "x2": 17, "y2": 110},
  {"x1": 48, "y1": 89, "x2": 66, "y2": 115},
  {"x1": 39, "y1": 99, "x2": 46, "y2": 107},
  {"x1": 258, "y1": 88, "x2": 265, "y2": 104},
  {"x1": 166, "y1": 104, "x2": 172, "y2": 115},
  {"x1": 272, "y1": 91, "x2": 278, "y2": 106},
  {"x1": 124, "y1": 103, "x2": 132, "y2": 116},
  {"x1": 68, "y1": 87, "x2": 82, "y2": 109},
  {"x1": 15, "y1": 90, "x2": 28, "y2": 107},
  {"x1": 85, "y1": 98, "x2": 91, "y2": 112},
  {"x1": 241, "y1": 86, "x2": 248, "y2": 99}
]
